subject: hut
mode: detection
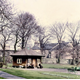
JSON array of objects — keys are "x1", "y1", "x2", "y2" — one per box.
[{"x1": 10, "y1": 48, "x2": 44, "y2": 68}]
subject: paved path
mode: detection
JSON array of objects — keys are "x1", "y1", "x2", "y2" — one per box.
[
  {"x1": 0, "y1": 71, "x2": 26, "y2": 79},
  {"x1": 17, "y1": 68, "x2": 80, "y2": 75}
]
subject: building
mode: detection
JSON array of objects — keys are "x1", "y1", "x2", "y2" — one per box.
[
  {"x1": 32, "y1": 41, "x2": 73, "y2": 64},
  {"x1": 10, "y1": 48, "x2": 44, "y2": 68}
]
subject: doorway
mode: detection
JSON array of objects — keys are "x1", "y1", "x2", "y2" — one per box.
[{"x1": 32, "y1": 59, "x2": 36, "y2": 67}]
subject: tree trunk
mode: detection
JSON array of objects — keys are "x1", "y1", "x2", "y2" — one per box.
[
  {"x1": 22, "y1": 36, "x2": 25, "y2": 49},
  {"x1": 71, "y1": 49, "x2": 75, "y2": 65},
  {"x1": 3, "y1": 50, "x2": 7, "y2": 68},
  {"x1": 14, "y1": 34, "x2": 18, "y2": 53},
  {"x1": 40, "y1": 48, "x2": 44, "y2": 54},
  {"x1": 3, "y1": 42, "x2": 6, "y2": 64},
  {"x1": 3, "y1": 49, "x2": 5, "y2": 64},
  {"x1": 71, "y1": 58, "x2": 75, "y2": 65},
  {"x1": 57, "y1": 43, "x2": 61, "y2": 64},
  {"x1": 3, "y1": 55, "x2": 5, "y2": 64},
  {"x1": 76, "y1": 49, "x2": 79, "y2": 64},
  {"x1": 40, "y1": 41, "x2": 44, "y2": 54},
  {"x1": 57, "y1": 54, "x2": 60, "y2": 63},
  {"x1": 14, "y1": 43, "x2": 17, "y2": 53}
]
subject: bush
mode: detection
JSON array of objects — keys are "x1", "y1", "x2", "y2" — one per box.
[
  {"x1": 67, "y1": 67, "x2": 75, "y2": 71},
  {"x1": 75, "y1": 67, "x2": 80, "y2": 71},
  {"x1": 0, "y1": 62, "x2": 3, "y2": 68},
  {"x1": 68, "y1": 67, "x2": 80, "y2": 71}
]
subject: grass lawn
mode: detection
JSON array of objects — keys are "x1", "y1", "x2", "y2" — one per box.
[
  {"x1": 0, "y1": 77, "x2": 5, "y2": 79},
  {"x1": 7, "y1": 63, "x2": 76, "y2": 69},
  {"x1": 42, "y1": 64, "x2": 76, "y2": 69},
  {"x1": 0, "y1": 68, "x2": 80, "y2": 79},
  {"x1": 1, "y1": 63, "x2": 78, "y2": 79}
]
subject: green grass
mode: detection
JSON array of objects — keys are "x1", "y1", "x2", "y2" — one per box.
[
  {"x1": 6, "y1": 63, "x2": 76, "y2": 69},
  {"x1": 42, "y1": 64, "x2": 76, "y2": 69},
  {"x1": 0, "y1": 77, "x2": 5, "y2": 79},
  {"x1": 1, "y1": 63, "x2": 78, "y2": 79},
  {"x1": 0, "y1": 68, "x2": 80, "y2": 79}
]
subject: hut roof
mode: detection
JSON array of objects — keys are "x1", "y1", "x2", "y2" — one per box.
[{"x1": 10, "y1": 48, "x2": 44, "y2": 57}]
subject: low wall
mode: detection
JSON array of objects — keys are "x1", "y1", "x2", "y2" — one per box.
[
  {"x1": 42, "y1": 58, "x2": 56, "y2": 64},
  {"x1": 42, "y1": 58, "x2": 69, "y2": 64}
]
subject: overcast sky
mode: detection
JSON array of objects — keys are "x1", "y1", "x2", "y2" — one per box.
[
  {"x1": 6, "y1": 0, "x2": 80, "y2": 48},
  {"x1": 9, "y1": 0, "x2": 80, "y2": 27},
  {"x1": 2, "y1": 0, "x2": 80, "y2": 55}
]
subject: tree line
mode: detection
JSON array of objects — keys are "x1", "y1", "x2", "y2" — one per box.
[
  {"x1": 0, "y1": 0, "x2": 80, "y2": 65},
  {"x1": 38, "y1": 22, "x2": 80, "y2": 65}
]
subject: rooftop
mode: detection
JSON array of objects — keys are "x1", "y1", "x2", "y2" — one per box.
[{"x1": 10, "y1": 48, "x2": 44, "y2": 57}]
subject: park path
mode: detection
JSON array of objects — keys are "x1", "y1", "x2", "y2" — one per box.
[
  {"x1": 0, "y1": 71, "x2": 26, "y2": 79},
  {"x1": 17, "y1": 68, "x2": 80, "y2": 75}
]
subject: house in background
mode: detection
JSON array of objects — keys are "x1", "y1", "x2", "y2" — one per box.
[
  {"x1": 10, "y1": 48, "x2": 44, "y2": 68},
  {"x1": 32, "y1": 41, "x2": 73, "y2": 64}
]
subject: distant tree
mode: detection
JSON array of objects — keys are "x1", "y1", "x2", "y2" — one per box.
[
  {"x1": 0, "y1": 0, "x2": 13, "y2": 63},
  {"x1": 0, "y1": 28, "x2": 12, "y2": 63},
  {"x1": 50, "y1": 22, "x2": 66, "y2": 63},
  {"x1": 14, "y1": 12, "x2": 38, "y2": 49},
  {"x1": 11, "y1": 26, "x2": 21, "y2": 53},
  {"x1": 67, "y1": 22, "x2": 80, "y2": 65},
  {"x1": 34, "y1": 26, "x2": 51, "y2": 54}
]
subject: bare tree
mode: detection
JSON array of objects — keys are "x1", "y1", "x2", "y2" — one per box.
[
  {"x1": 34, "y1": 26, "x2": 51, "y2": 54},
  {"x1": 0, "y1": 0, "x2": 13, "y2": 28},
  {"x1": 14, "y1": 12, "x2": 38, "y2": 49},
  {"x1": 50, "y1": 22, "x2": 66, "y2": 63},
  {"x1": 0, "y1": 27, "x2": 12, "y2": 63},
  {"x1": 0, "y1": 0, "x2": 13, "y2": 63},
  {"x1": 11, "y1": 26, "x2": 21, "y2": 53},
  {"x1": 67, "y1": 22, "x2": 80, "y2": 65}
]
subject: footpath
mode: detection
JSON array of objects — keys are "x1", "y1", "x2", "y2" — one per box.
[
  {"x1": 18, "y1": 68, "x2": 80, "y2": 75},
  {"x1": 0, "y1": 71, "x2": 26, "y2": 79}
]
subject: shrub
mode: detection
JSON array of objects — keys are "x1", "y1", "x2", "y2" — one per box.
[
  {"x1": 68, "y1": 67, "x2": 80, "y2": 71},
  {"x1": 67, "y1": 67, "x2": 75, "y2": 71},
  {"x1": 75, "y1": 67, "x2": 80, "y2": 71},
  {"x1": 0, "y1": 62, "x2": 3, "y2": 68}
]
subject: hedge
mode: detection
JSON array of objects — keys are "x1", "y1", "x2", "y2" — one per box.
[{"x1": 68, "y1": 67, "x2": 80, "y2": 71}]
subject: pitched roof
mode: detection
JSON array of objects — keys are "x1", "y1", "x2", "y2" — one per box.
[
  {"x1": 10, "y1": 48, "x2": 44, "y2": 57},
  {"x1": 32, "y1": 43, "x2": 59, "y2": 50},
  {"x1": 44, "y1": 43, "x2": 58, "y2": 50},
  {"x1": 32, "y1": 42, "x2": 69, "y2": 50},
  {"x1": 32, "y1": 46, "x2": 40, "y2": 50}
]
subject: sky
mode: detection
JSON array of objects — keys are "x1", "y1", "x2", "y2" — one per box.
[
  {"x1": 6, "y1": 0, "x2": 80, "y2": 49},
  {"x1": 9, "y1": 0, "x2": 80, "y2": 27}
]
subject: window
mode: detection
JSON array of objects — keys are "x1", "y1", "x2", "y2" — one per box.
[
  {"x1": 47, "y1": 52, "x2": 51, "y2": 58},
  {"x1": 17, "y1": 58, "x2": 22, "y2": 64}
]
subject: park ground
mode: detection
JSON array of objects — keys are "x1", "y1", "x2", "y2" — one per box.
[{"x1": 0, "y1": 63, "x2": 80, "y2": 79}]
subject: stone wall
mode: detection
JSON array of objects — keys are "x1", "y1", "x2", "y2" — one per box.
[
  {"x1": 42, "y1": 57, "x2": 56, "y2": 64},
  {"x1": 42, "y1": 57, "x2": 69, "y2": 64}
]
